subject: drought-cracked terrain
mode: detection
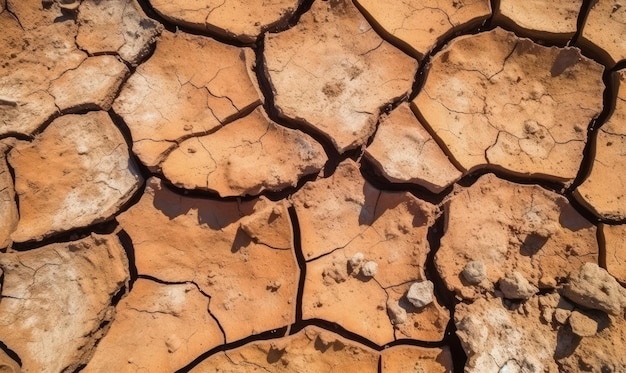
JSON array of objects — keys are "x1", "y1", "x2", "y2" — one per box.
[{"x1": 1, "y1": 0, "x2": 626, "y2": 372}]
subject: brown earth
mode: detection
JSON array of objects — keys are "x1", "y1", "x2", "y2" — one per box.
[{"x1": 1, "y1": 0, "x2": 626, "y2": 372}]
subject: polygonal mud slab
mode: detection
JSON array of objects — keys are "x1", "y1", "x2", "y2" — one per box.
[
  {"x1": 385, "y1": 282, "x2": 450, "y2": 342},
  {"x1": 413, "y1": 28, "x2": 604, "y2": 182},
  {"x1": 0, "y1": 2, "x2": 86, "y2": 136},
  {"x1": 381, "y1": 345, "x2": 453, "y2": 372},
  {"x1": 76, "y1": 0, "x2": 162, "y2": 65},
  {"x1": 0, "y1": 145, "x2": 17, "y2": 249},
  {"x1": 456, "y1": 296, "x2": 559, "y2": 372},
  {"x1": 296, "y1": 160, "x2": 444, "y2": 345},
  {"x1": 355, "y1": 0, "x2": 491, "y2": 58},
  {"x1": 365, "y1": 102, "x2": 462, "y2": 193},
  {"x1": 8, "y1": 111, "x2": 142, "y2": 243},
  {"x1": 435, "y1": 173, "x2": 598, "y2": 300},
  {"x1": 292, "y1": 159, "x2": 436, "y2": 260},
  {"x1": 0, "y1": 234, "x2": 129, "y2": 373},
  {"x1": 304, "y1": 248, "x2": 394, "y2": 345},
  {"x1": 188, "y1": 326, "x2": 379, "y2": 372},
  {"x1": 48, "y1": 55, "x2": 129, "y2": 112},
  {"x1": 603, "y1": 224, "x2": 626, "y2": 284},
  {"x1": 495, "y1": 0, "x2": 580, "y2": 41},
  {"x1": 575, "y1": 70, "x2": 626, "y2": 221},
  {"x1": 113, "y1": 30, "x2": 261, "y2": 168},
  {"x1": 83, "y1": 279, "x2": 224, "y2": 373},
  {"x1": 264, "y1": 0, "x2": 418, "y2": 153},
  {"x1": 117, "y1": 178, "x2": 299, "y2": 342},
  {"x1": 161, "y1": 107, "x2": 327, "y2": 196},
  {"x1": 150, "y1": 0, "x2": 302, "y2": 43},
  {"x1": 580, "y1": 0, "x2": 626, "y2": 66}
]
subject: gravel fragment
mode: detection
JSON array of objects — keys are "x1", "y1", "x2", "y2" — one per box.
[
  {"x1": 361, "y1": 261, "x2": 378, "y2": 277},
  {"x1": 407, "y1": 281, "x2": 434, "y2": 308},
  {"x1": 569, "y1": 311, "x2": 598, "y2": 337},
  {"x1": 462, "y1": 261, "x2": 487, "y2": 285},
  {"x1": 348, "y1": 252, "x2": 365, "y2": 271},
  {"x1": 386, "y1": 300, "x2": 407, "y2": 326},
  {"x1": 562, "y1": 263, "x2": 626, "y2": 315},
  {"x1": 499, "y1": 271, "x2": 539, "y2": 300}
]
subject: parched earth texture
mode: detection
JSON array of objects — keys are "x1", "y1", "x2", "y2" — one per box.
[{"x1": 2, "y1": 0, "x2": 626, "y2": 372}]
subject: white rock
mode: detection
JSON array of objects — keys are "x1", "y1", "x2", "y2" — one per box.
[
  {"x1": 348, "y1": 252, "x2": 365, "y2": 270},
  {"x1": 462, "y1": 260, "x2": 487, "y2": 285},
  {"x1": 407, "y1": 281, "x2": 434, "y2": 308},
  {"x1": 361, "y1": 261, "x2": 378, "y2": 277}
]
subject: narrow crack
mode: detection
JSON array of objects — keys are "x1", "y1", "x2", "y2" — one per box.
[
  {"x1": 566, "y1": 67, "x2": 620, "y2": 195},
  {"x1": 0, "y1": 340, "x2": 21, "y2": 368},
  {"x1": 287, "y1": 205, "x2": 306, "y2": 323}
]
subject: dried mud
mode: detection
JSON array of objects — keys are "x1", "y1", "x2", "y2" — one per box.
[{"x1": 1, "y1": 0, "x2": 626, "y2": 372}]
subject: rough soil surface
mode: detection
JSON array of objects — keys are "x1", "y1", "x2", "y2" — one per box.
[
  {"x1": 265, "y1": 0, "x2": 418, "y2": 152},
  {"x1": 0, "y1": 147, "x2": 17, "y2": 249},
  {"x1": 603, "y1": 224, "x2": 626, "y2": 284},
  {"x1": 189, "y1": 326, "x2": 379, "y2": 372},
  {"x1": 0, "y1": 1, "x2": 85, "y2": 136},
  {"x1": 116, "y1": 178, "x2": 299, "y2": 343},
  {"x1": 295, "y1": 160, "x2": 448, "y2": 344},
  {"x1": 113, "y1": 30, "x2": 262, "y2": 169},
  {"x1": 0, "y1": 235, "x2": 129, "y2": 373},
  {"x1": 436, "y1": 173, "x2": 598, "y2": 300},
  {"x1": 381, "y1": 345, "x2": 453, "y2": 372},
  {"x1": 414, "y1": 27, "x2": 604, "y2": 182},
  {"x1": 495, "y1": 0, "x2": 580, "y2": 40},
  {"x1": 365, "y1": 102, "x2": 462, "y2": 192},
  {"x1": 76, "y1": 0, "x2": 162, "y2": 65},
  {"x1": 8, "y1": 111, "x2": 142, "y2": 243},
  {"x1": 575, "y1": 69, "x2": 626, "y2": 220},
  {"x1": 1, "y1": 0, "x2": 626, "y2": 372},
  {"x1": 161, "y1": 107, "x2": 327, "y2": 196},
  {"x1": 456, "y1": 291, "x2": 626, "y2": 372},
  {"x1": 48, "y1": 55, "x2": 129, "y2": 112},
  {"x1": 83, "y1": 279, "x2": 224, "y2": 372},
  {"x1": 150, "y1": 0, "x2": 302, "y2": 43},
  {"x1": 580, "y1": 0, "x2": 626, "y2": 67},
  {"x1": 355, "y1": 0, "x2": 491, "y2": 58}
]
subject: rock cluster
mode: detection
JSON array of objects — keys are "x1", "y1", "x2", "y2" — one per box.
[{"x1": 436, "y1": 173, "x2": 598, "y2": 300}]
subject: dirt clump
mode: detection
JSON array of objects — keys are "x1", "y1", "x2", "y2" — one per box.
[{"x1": 562, "y1": 262, "x2": 626, "y2": 316}]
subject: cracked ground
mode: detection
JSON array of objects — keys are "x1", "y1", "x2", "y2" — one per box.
[{"x1": 1, "y1": 0, "x2": 626, "y2": 372}]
